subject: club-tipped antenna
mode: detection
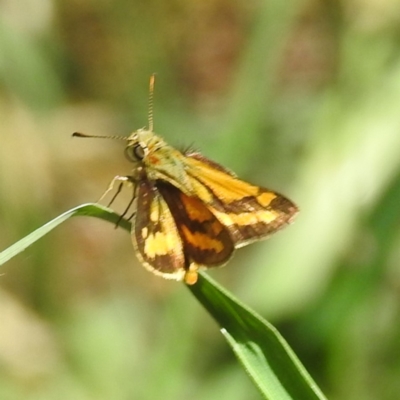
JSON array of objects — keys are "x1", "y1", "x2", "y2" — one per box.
[
  {"x1": 73, "y1": 75, "x2": 156, "y2": 140},
  {"x1": 72, "y1": 132, "x2": 129, "y2": 140},
  {"x1": 148, "y1": 73, "x2": 156, "y2": 132}
]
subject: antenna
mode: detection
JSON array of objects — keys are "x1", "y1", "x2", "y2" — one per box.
[
  {"x1": 73, "y1": 75, "x2": 157, "y2": 140},
  {"x1": 148, "y1": 73, "x2": 156, "y2": 132},
  {"x1": 72, "y1": 132, "x2": 128, "y2": 141}
]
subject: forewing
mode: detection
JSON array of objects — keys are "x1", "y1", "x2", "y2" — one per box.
[
  {"x1": 132, "y1": 179, "x2": 186, "y2": 281},
  {"x1": 157, "y1": 181, "x2": 234, "y2": 267},
  {"x1": 184, "y1": 155, "x2": 299, "y2": 247},
  {"x1": 183, "y1": 151, "x2": 237, "y2": 176}
]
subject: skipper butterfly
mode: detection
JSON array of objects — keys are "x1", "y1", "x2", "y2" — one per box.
[{"x1": 73, "y1": 76, "x2": 298, "y2": 284}]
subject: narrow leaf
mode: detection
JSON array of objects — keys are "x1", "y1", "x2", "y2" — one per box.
[
  {"x1": 1, "y1": 203, "x2": 327, "y2": 400},
  {"x1": 188, "y1": 274, "x2": 327, "y2": 400},
  {"x1": 0, "y1": 203, "x2": 130, "y2": 266}
]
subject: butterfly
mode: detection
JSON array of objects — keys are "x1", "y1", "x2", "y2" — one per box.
[{"x1": 73, "y1": 75, "x2": 298, "y2": 285}]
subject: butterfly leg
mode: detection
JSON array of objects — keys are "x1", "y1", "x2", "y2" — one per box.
[
  {"x1": 114, "y1": 177, "x2": 138, "y2": 228},
  {"x1": 97, "y1": 175, "x2": 136, "y2": 228},
  {"x1": 98, "y1": 175, "x2": 130, "y2": 205}
]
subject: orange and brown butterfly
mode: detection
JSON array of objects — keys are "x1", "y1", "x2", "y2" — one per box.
[{"x1": 73, "y1": 75, "x2": 298, "y2": 285}]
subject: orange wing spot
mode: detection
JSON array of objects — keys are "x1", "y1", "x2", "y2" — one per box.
[
  {"x1": 230, "y1": 210, "x2": 278, "y2": 225},
  {"x1": 180, "y1": 194, "x2": 214, "y2": 223},
  {"x1": 229, "y1": 212, "x2": 258, "y2": 225},
  {"x1": 211, "y1": 209, "x2": 278, "y2": 226},
  {"x1": 257, "y1": 192, "x2": 277, "y2": 207},
  {"x1": 210, "y1": 220, "x2": 224, "y2": 235},
  {"x1": 181, "y1": 225, "x2": 224, "y2": 252}
]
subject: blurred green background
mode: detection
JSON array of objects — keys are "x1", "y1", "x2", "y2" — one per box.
[{"x1": 1, "y1": 0, "x2": 400, "y2": 399}]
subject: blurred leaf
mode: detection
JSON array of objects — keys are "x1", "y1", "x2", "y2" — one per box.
[
  {"x1": 216, "y1": 0, "x2": 302, "y2": 171},
  {"x1": 0, "y1": 17, "x2": 64, "y2": 110},
  {"x1": 0, "y1": 203, "x2": 128, "y2": 267},
  {"x1": 188, "y1": 273, "x2": 327, "y2": 400},
  {"x1": 242, "y1": 57, "x2": 400, "y2": 316},
  {"x1": 1, "y1": 203, "x2": 326, "y2": 399}
]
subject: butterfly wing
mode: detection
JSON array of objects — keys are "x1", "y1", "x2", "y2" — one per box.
[
  {"x1": 157, "y1": 181, "x2": 234, "y2": 267},
  {"x1": 184, "y1": 154, "x2": 299, "y2": 247},
  {"x1": 132, "y1": 179, "x2": 186, "y2": 281}
]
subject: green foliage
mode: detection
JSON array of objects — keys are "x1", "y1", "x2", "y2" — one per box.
[
  {"x1": 1, "y1": 0, "x2": 400, "y2": 399},
  {"x1": 0, "y1": 204, "x2": 326, "y2": 400}
]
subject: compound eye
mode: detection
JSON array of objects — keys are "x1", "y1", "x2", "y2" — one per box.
[{"x1": 125, "y1": 144, "x2": 145, "y2": 161}]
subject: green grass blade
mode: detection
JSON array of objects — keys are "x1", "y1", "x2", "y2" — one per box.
[
  {"x1": 188, "y1": 274, "x2": 327, "y2": 400},
  {"x1": 0, "y1": 203, "x2": 130, "y2": 266},
  {"x1": 1, "y1": 203, "x2": 326, "y2": 400}
]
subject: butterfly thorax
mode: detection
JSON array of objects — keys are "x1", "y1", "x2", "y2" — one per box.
[{"x1": 125, "y1": 129, "x2": 196, "y2": 195}]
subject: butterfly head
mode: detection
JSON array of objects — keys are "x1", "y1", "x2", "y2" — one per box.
[
  {"x1": 125, "y1": 129, "x2": 161, "y2": 164},
  {"x1": 73, "y1": 128, "x2": 165, "y2": 165}
]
